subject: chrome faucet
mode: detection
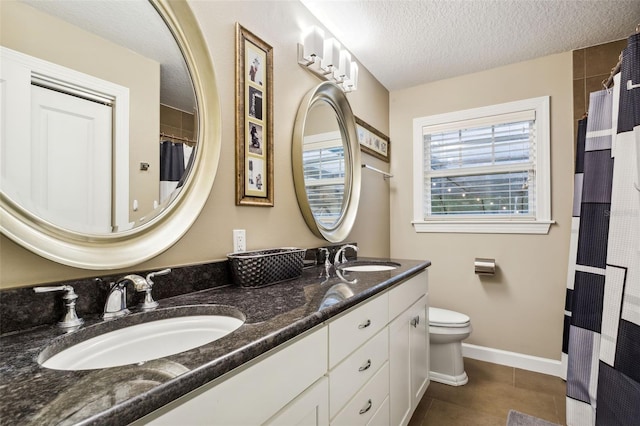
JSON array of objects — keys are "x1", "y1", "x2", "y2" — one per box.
[
  {"x1": 103, "y1": 269, "x2": 171, "y2": 319},
  {"x1": 334, "y1": 244, "x2": 358, "y2": 268},
  {"x1": 103, "y1": 275, "x2": 144, "y2": 320}
]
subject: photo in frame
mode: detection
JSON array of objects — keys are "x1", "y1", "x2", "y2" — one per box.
[
  {"x1": 355, "y1": 117, "x2": 391, "y2": 162},
  {"x1": 235, "y1": 23, "x2": 273, "y2": 206}
]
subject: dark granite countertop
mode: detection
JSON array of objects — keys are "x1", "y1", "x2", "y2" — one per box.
[{"x1": 0, "y1": 257, "x2": 430, "y2": 426}]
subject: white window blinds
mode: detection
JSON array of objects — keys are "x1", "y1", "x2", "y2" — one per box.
[
  {"x1": 303, "y1": 137, "x2": 345, "y2": 227},
  {"x1": 423, "y1": 110, "x2": 536, "y2": 219},
  {"x1": 412, "y1": 96, "x2": 551, "y2": 234}
]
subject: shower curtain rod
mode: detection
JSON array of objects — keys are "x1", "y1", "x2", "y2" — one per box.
[
  {"x1": 159, "y1": 132, "x2": 196, "y2": 145},
  {"x1": 602, "y1": 54, "x2": 622, "y2": 89},
  {"x1": 603, "y1": 23, "x2": 640, "y2": 89}
]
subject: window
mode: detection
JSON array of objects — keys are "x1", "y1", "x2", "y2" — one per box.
[
  {"x1": 412, "y1": 96, "x2": 553, "y2": 234},
  {"x1": 303, "y1": 131, "x2": 345, "y2": 227}
]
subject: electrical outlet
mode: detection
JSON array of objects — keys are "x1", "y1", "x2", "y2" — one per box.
[{"x1": 233, "y1": 229, "x2": 246, "y2": 252}]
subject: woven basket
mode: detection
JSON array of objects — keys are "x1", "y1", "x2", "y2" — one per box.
[{"x1": 227, "y1": 248, "x2": 306, "y2": 287}]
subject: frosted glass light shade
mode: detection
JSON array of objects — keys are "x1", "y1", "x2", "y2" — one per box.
[
  {"x1": 322, "y1": 38, "x2": 340, "y2": 71},
  {"x1": 346, "y1": 62, "x2": 359, "y2": 90},
  {"x1": 302, "y1": 26, "x2": 324, "y2": 62},
  {"x1": 338, "y1": 50, "x2": 352, "y2": 79}
]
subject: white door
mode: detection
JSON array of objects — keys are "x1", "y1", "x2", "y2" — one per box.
[{"x1": 30, "y1": 85, "x2": 112, "y2": 233}]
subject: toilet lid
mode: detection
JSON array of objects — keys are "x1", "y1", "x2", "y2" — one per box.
[{"x1": 429, "y1": 307, "x2": 470, "y2": 327}]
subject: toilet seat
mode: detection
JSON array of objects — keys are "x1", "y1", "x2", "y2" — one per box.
[{"x1": 429, "y1": 307, "x2": 470, "y2": 328}]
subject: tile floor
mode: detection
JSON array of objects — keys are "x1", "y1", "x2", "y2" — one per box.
[{"x1": 409, "y1": 358, "x2": 567, "y2": 426}]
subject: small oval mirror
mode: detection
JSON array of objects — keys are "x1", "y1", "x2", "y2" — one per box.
[{"x1": 292, "y1": 82, "x2": 361, "y2": 242}]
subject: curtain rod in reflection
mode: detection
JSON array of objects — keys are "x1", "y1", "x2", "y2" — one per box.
[
  {"x1": 362, "y1": 163, "x2": 393, "y2": 180},
  {"x1": 160, "y1": 132, "x2": 196, "y2": 145},
  {"x1": 603, "y1": 24, "x2": 639, "y2": 89}
]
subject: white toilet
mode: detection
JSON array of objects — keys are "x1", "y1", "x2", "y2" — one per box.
[{"x1": 428, "y1": 307, "x2": 472, "y2": 386}]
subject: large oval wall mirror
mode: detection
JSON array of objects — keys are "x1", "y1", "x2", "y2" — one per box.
[
  {"x1": 0, "y1": 0, "x2": 221, "y2": 269},
  {"x1": 292, "y1": 82, "x2": 361, "y2": 242}
]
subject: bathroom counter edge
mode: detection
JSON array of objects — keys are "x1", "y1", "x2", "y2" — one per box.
[{"x1": 0, "y1": 257, "x2": 430, "y2": 425}]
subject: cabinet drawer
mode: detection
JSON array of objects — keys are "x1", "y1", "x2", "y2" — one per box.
[
  {"x1": 388, "y1": 271, "x2": 427, "y2": 321},
  {"x1": 366, "y1": 395, "x2": 389, "y2": 426},
  {"x1": 329, "y1": 293, "x2": 388, "y2": 368},
  {"x1": 329, "y1": 329, "x2": 388, "y2": 418},
  {"x1": 331, "y1": 361, "x2": 389, "y2": 426}
]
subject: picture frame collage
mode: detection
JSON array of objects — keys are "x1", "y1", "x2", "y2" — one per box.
[{"x1": 235, "y1": 23, "x2": 274, "y2": 206}]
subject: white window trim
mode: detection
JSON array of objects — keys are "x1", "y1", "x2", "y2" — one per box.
[{"x1": 412, "y1": 96, "x2": 554, "y2": 234}]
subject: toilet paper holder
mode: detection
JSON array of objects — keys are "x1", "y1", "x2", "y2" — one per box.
[{"x1": 474, "y1": 258, "x2": 496, "y2": 275}]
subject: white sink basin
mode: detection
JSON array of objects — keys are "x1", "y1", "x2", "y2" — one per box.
[
  {"x1": 41, "y1": 314, "x2": 244, "y2": 371},
  {"x1": 340, "y1": 262, "x2": 400, "y2": 272}
]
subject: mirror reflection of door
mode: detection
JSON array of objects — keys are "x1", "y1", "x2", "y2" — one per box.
[
  {"x1": 1, "y1": 0, "x2": 195, "y2": 235},
  {"x1": 31, "y1": 85, "x2": 112, "y2": 233},
  {"x1": 0, "y1": 47, "x2": 130, "y2": 233}
]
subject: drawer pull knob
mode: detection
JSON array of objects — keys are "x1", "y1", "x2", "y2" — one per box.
[
  {"x1": 358, "y1": 359, "x2": 372, "y2": 372},
  {"x1": 410, "y1": 316, "x2": 420, "y2": 328},
  {"x1": 359, "y1": 399, "x2": 373, "y2": 415},
  {"x1": 358, "y1": 319, "x2": 372, "y2": 329}
]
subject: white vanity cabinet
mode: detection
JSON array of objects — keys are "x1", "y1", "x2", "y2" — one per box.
[
  {"x1": 140, "y1": 326, "x2": 329, "y2": 426},
  {"x1": 389, "y1": 272, "x2": 429, "y2": 426},
  {"x1": 137, "y1": 269, "x2": 429, "y2": 426}
]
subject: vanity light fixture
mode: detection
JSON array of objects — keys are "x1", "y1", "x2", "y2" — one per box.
[{"x1": 297, "y1": 26, "x2": 358, "y2": 92}]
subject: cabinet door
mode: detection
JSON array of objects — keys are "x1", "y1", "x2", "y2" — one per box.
[
  {"x1": 265, "y1": 377, "x2": 329, "y2": 426},
  {"x1": 143, "y1": 327, "x2": 328, "y2": 425},
  {"x1": 409, "y1": 295, "x2": 429, "y2": 407},
  {"x1": 389, "y1": 306, "x2": 412, "y2": 426},
  {"x1": 389, "y1": 294, "x2": 429, "y2": 426}
]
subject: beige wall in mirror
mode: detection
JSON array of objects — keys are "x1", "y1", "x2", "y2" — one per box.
[
  {"x1": 0, "y1": 0, "x2": 390, "y2": 288},
  {"x1": 389, "y1": 53, "x2": 574, "y2": 360}
]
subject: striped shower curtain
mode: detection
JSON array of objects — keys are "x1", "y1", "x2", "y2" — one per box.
[
  {"x1": 563, "y1": 33, "x2": 640, "y2": 425},
  {"x1": 160, "y1": 140, "x2": 194, "y2": 203}
]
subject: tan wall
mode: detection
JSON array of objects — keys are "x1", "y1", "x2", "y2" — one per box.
[
  {"x1": 0, "y1": 1, "x2": 160, "y2": 224},
  {"x1": 389, "y1": 53, "x2": 574, "y2": 360},
  {"x1": 0, "y1": 0, "x2": 390, "y2": 288}
]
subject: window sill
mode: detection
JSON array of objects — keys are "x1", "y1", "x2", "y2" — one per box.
[{"x1": 412, "y1": 220, "x2": 554, "y2": 234}]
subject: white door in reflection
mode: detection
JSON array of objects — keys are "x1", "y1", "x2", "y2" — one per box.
[{"x1": 30, "y1": 85, "x2": 112, "y2": 233}]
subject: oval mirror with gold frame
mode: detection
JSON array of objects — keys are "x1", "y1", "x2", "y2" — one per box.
[
  {"x1": 0, "y1": 0, "x2": 221, "y2": 269},
  {"x1": 292, "y1": 82, "x2": 361, "y2": 243}
]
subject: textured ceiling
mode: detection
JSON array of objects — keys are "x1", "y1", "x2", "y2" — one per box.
[{"x1": 301, "y1": 0, "x2": 640, "y2": 91}]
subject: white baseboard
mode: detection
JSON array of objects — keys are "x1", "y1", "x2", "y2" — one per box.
[{"x1": 462, "y1": 343, "x2": 563, "y2": 378}]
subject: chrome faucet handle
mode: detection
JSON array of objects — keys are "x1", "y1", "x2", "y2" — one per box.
[
  {"x1": 137, "y1": 268, "x2": 171, "y2": 311},
  {"x1": 117, "y1": 274, "x2": 148, "y2": 292},
  {"x1": 334, "y1": 244, "x2": 359, "y2": 268},
  {"x1": 145, "y1": 268, "x2": 171, "y2": 284},
  {"x1": 317, "y1": 248, "x2": 332, "y2": 278},
  {"x1": 317, "y1": 248, "x2": 331, "y2": 268},
  {"x1": 34, "y1": 285, "x2": 84, "y2": 330}
]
